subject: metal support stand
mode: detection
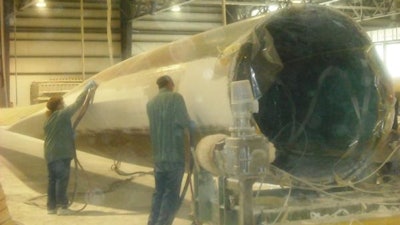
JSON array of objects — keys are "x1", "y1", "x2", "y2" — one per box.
[{"x1": 238, "y1": 178, "x2": 256, "y2": 225}]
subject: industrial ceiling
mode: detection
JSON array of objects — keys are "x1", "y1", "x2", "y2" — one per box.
[{"x1": 15, "y1": 0, "x2": 400, "y2": 31}]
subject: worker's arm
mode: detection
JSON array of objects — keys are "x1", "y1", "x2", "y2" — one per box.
[{"x1": 63, "y1": 81, "x2": 97, "y2": 117}]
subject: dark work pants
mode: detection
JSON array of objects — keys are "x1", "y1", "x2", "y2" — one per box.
[
  {"x1": 47, "y1": 158, "x2": 72, "y2": 210},
  {"x1": 148, "y1": 162, "x2": 184, "y2": 225}
]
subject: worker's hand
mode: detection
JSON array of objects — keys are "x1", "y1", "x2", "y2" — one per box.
[{"x1": 85, "y1": 80, "x2": 98, "y2": 90}]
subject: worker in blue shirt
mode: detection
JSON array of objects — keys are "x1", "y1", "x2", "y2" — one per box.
[
  {"x1": 146, "y1": 75, "x2": 192, "y2": 225},
  {"x1": 43, "y1": 80, "x2": 97, "y2": 215}
]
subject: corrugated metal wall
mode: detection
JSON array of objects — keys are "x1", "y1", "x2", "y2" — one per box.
[
  {"x1": 9, "y1": 0, "x2": 121, "y2": 106},
  {"x1": 9, "y1": 0, "x2": 222, "y2": 106}
]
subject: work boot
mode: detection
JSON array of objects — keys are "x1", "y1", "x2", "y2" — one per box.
[
  {"x1": 47, "y1": 209, "x2": 57, "y2": 215},
  {"x1": 57, "y1": 208, "x2": 74, "y2": 215}
]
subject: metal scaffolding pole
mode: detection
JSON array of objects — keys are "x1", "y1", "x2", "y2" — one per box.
[{"x1": 0, "y1": 0, "x2": 10, "y2": 107}]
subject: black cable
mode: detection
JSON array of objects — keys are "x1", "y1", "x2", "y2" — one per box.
[
  {"x1": 167, "y1": 130, "x2": 196, "y2": 225},
  {"x1": 69, "y1": 86, "x2": 98, "y2": 212},
  {"x1": 110, "y1": 150, "x2": 153, "y2": 176}
]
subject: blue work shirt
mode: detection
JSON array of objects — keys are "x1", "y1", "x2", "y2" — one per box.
[
  {"x1": 146, "y1": 88, "x2": 190, "y2": 165},
  {"x1": 43, "y1": 90, "x2": 88, "y2": 163}
]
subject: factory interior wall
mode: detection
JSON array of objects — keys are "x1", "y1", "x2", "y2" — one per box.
[
  {"x1": 8, "y1": 1, "x2": 121, "y2": 106},
  {"x1": 6, "y1": 2, "x2": 400, "y2": 107}
]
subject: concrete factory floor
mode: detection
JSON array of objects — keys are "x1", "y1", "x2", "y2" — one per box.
[{"x1": 0, "y1": 129, "x2": 193, "y2": 225}]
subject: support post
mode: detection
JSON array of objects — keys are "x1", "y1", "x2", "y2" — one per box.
[
  {"x1": 0, "y1": 0, "x2": 12, "y2": 107},
  {"x1": 120, "y1": 0, "x2": 132, "y2": 60},
  {"x1": 239, "y1": 178, "x2": 256, "y2": 225}
]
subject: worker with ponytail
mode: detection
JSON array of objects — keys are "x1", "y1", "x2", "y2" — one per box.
[{"x1": 43, "y1": 80, "x2": 97, "y2": 215}]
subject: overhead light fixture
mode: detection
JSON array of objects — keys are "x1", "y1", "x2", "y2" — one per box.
[
  {"x1": 36, "y1": 0, "x2": 47, "y2": 8},
  {"x1": 171, "y1": 6, "x2": 181, "y2": 12},
  {"x1": 251, "y1": 9, "x2": 260, "y2": 17},
  {"x1": 269, "y1": 4, "x2": 279, "y2": 12}
]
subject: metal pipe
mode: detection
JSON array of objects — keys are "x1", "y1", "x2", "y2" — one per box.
[
  {"x1": 13, "y1": 1, "x2": 17, "y2": 106},
  {"x1": 107, "y1": 0, "x2": 114, "y2": 65},
  {"x1": 80, "y1": 0, "x2": 86, "y2": 80},
  {"x1": 222, "y1": 0, "x2": 227, "y2": 26},
  {"x1": 239, "y1": 178, "x2": 256, "y2": 225},
  {"x1": 0, "y1": 0, "x2": 10, "y2": 107}
]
